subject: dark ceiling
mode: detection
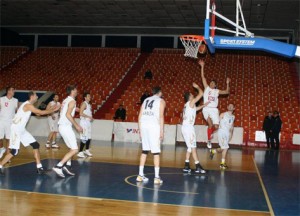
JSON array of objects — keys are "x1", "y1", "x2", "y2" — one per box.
[{"x1": 1, "y1": 0, "x2": 299, "y2": 39}]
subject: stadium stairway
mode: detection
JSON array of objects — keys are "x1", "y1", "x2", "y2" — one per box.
[{"x1": 94, "y1": 53, "x2": 150, "y2": 119}]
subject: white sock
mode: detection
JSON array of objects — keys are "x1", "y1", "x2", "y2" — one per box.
[
  {"x1": 57, "y1": 162, "x2": 63, "y2": 167},
  {"x1": 66, "y1": 160, "x2": 71, "y2": 166},
  {"x1": 195, "y1": 161, "x2": 199, "y2": 164},
  {"x1": 221, "y1": 158, "x2": 225, "y2": 163},
  {"x1": 154, "y1": 167, "x2": 160, "y2": 178},
  {"x1": 185, "y1": 160, "x2": 189, "y2": 163},
  {"x1": 139, "y1": 166, "x2": 144, "y2": 176},
  {"x1": 52, "y1": 141, "x2": 56, "y2": 145},
  {"x1": 36, "y1": 163, "x2": 42, "y2": 168}
]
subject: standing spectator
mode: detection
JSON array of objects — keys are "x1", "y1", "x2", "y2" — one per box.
[
  {"x1": 114, "y1": 105, "x2": 126, "y2": 121},
  {"x1": 140, "y1": 91, "x2": 150, "y2": 104},
  {"x1": 271, "y1": 111, "x2": 282, "y2": 150},
  {"x1": 144, "y1": 69, "x2": 153, "y2": 80},
  {"x1": 262, "y1": 111, "x2": 274, "y2": 149}
]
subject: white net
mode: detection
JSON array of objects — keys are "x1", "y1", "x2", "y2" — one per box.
[{"x1": 180, "y1": 35, "x2": 204, "y2": 59}]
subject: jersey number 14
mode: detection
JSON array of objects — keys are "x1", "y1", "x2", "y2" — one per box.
[{"x1": 145, "y1": 100, "x2": 154, "y2": 110}]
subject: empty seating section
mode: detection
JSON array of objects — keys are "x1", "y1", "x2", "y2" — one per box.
[
  {"x1": 1, "y1": 46, "x2": 298, "y2": 143},
  {"x1": 0, "y1": 46, "x2": 28, "y2": 68},
  {"x1": 0, "y1": 47, "x2": 139, "y2": 113},
  {"x1": 106, "y1": 48, "x2": 299, "y2": 142}
]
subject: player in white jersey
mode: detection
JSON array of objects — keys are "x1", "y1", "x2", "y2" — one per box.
[
  {"x1": 0, "y1": 91, "x2": 59, "y2": 175},
  {"x1": 210, "y1": 104, "x2": 235, "y2": 169},
  {"x1": 46, "y1": 94, "x2": 61, "y2": 149},
  {"x1": 0, "y1": 87, "x2": 18, "y2": 158},
  {"x1": 52, "y1": 85, "x2": 83, "y2": 178},
  {"x1": 199, "y1": 60, "x2": 230, "y2": 149},
  {"x1": 77, "y1": 92, "x2": 93, "y2": 158},
  {"x1": 182, "y1": 83, "x2": 209, "y2": 174},
  {"x1": 136, "y1": 86, "x2": 166, "y2": 185}
]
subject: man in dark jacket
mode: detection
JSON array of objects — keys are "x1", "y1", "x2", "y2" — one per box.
[
  {"x1": 262, "y1": 111, "x2": 274, "y2": 149},
  {"x1": 140, "y1": 91, "x2": 150, "y2": 104},
  {"x1": 271, "y1": 111, "x2": 282, "y2": 150},
  {"x1": 114, "y1": 105, "x2": 126, "y2": 121}
]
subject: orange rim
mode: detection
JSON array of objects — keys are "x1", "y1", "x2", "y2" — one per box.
[{"x1": 180, "y1": 35, "x2": 205, "y2": 43}]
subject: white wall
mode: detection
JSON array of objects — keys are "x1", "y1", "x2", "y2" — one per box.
[
  {"x1": 27, "y1": 116, "x2": 114, "y2": 141},
  {"x1": 113, "y1": 122, "x2": 176, "y2": 145}
]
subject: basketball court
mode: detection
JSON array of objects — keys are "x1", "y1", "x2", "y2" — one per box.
[{"x1": 0, "y1": 138, "x2": 299, "y2": 216}]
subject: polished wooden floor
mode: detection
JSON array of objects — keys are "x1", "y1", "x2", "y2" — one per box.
[{"x1": 0, "y1": 137, "x2": 271, "y2": 216}]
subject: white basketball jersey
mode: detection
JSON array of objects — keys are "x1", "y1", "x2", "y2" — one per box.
[
  {"x1": 140, "y1": 95, "x2": 162, "y2": 125},
  {"x1": 203, "y1": 86, "x2": 219, "y2": 108},
  {"x1": 12, "y1": 101, "x2": 31, "y2": 129},
  {"x1": 81, "y1": 101, "x2": 92, "y2": 121},
  {"x1": 58, "y1": 96, "x2": 76, "y2": 126},
  {"x1": 219, "y1": 112, "x2": 235, "y2": 132},
  {"x1": 0, "y1": 96, "x2": 18, "y2": 121},
  {"x1": 49, "y1": 101, "x2": 60, "y2": 119},
  {"x1": 182, "y1": 101, "x2": 196, "y2": 126}
]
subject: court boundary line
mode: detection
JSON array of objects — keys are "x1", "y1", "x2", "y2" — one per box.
[
  {"x1": 252, "y1": 156, "x2": 275, "y2": 216},
  {"x1": 0, "y1": 188, "x2": 270, "y2": 214}
]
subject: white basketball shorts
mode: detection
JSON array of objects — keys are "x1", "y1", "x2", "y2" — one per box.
[
  {"x1": 181, "y1": 125, "x2": 197, "y2": 152},
  {"x1": 140, "y1": 124, "x2": 161, "y2": 154},
  {"x1": 59, "y1": 125, "x2": 78, "y2": 150},
  {"x1": 9, "y1": 125, "x2": 36, "y2": 150},
  {"x1": 0, "y1": 120, "x2": 12, "y2": 139},
  {"x1": 218, "y1": 129, "x2": 230, "y2": 149},
  {"x1": 202, "y1": 107, "x2": 220, "y2": 125},
  {"x1": 80, "y1": 120, "x2": 92, "y2": 141},
  {"x1": 48, "y1": 116, "x2": 59, "y2": 132}
]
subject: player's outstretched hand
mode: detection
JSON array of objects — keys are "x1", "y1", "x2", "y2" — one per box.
[
  {"x1": 226, "y1": 78, "x2": 231, "y2": 84},
  {"x1": 198, "y1": 60, "x2": 205, "y2": 67}
]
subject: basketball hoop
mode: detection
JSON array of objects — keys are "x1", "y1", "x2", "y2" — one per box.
[{"x1": 180, "y1": 35, "x2": 205, "y2": 58}]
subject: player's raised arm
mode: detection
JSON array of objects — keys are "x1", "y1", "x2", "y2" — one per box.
[
  {"x1": 198, "y1": 60, "x2": 208, "y2": 89},
  {"x1": 219, "y1": 78, "x2": 230, "y2": 95},
  {"x1": 159, "y1": 99, "x2": 166, "y2": 141},
  {"x1": 190, "y1": 83, "x2": 203, "y2": 106}
]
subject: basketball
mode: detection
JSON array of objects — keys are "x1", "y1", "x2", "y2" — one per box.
[{"x1": 199, "y1": 44, "x2": 207, "y2": 54}]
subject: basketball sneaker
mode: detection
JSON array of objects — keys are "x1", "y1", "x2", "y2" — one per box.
[
  {"x1": 136, "y1": 175, "x2": 149, "y2": 182},
  {"x1": 63, "y1": 165, "x2": 75, "y2": 176},
  {"x1": 182, "y1": 162, "x2": 191, "y2": 173},
  {"x1": 220, "y1": 163, "x2": 228, "y2": 170},
  {"x1": 84, "y1": 150, "x2": 92, "y2": 157},
  {"x1": 37, "y1": 167, "x2": 45, "y2": 174},
  {"x1": 195, "y1": 164, "x2": 206, "y2": 174},
  {"x1": 0, "y1": 147, "x2": 6, "y2": 158},
  {"x1": 52, "y1": 166, "x2": 65, "y2": 178},
  {"x1": 51, "y1": 143, "x2": 59, "y2": 149},
  {"x1": 209, "y1": 149, "x2": 216, "y2": 160},
  {"x1": 46, "y1": 143, "x2": 51, "y2": 149},
  {"x1": 154, "y1": 177, "x2": 163, "y2": 184},
  {"x1": 207, "y1": 141, "x2": 212, "y2": 149},
  {"x1": 77, "y1": 152, "x2": 86, "y2": 158}
]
